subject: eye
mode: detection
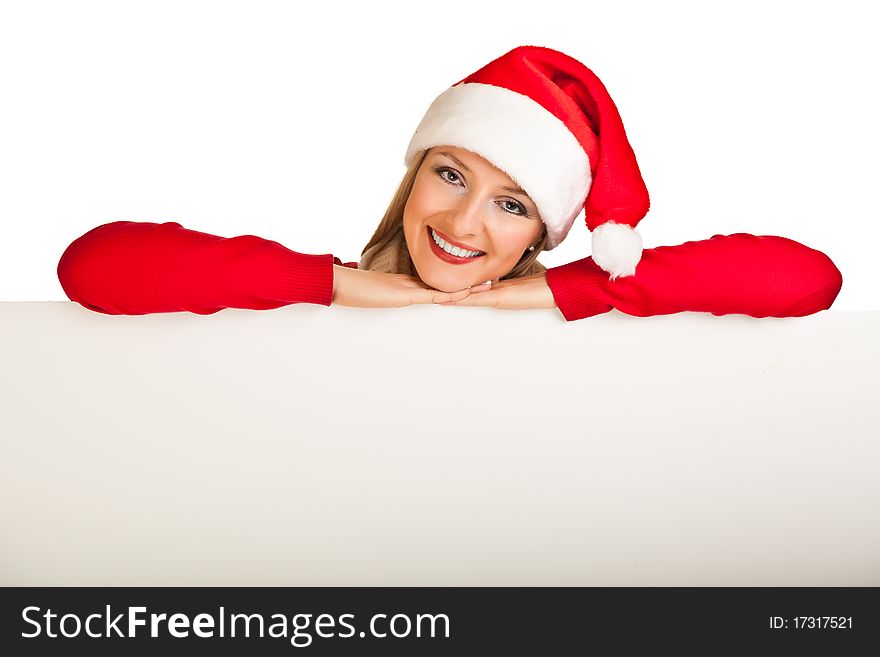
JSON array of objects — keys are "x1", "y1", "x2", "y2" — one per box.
[
  {"x1": 434, "y1": 166, "x2": 463, "y2": 186},
  {"x1": 498, "y1": 199, "x2": 527, "y2": 216}
]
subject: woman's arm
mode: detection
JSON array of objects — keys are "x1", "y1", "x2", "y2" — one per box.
[
  {"x1": 57, "y1": 220, "x2": 335, "y2": 315},
  {"x1": 544, "y1": 233, "x2": 843, "y2": 321},
  {"x1": 57, "y1": 220, "x2": 482, "y2": 315}
]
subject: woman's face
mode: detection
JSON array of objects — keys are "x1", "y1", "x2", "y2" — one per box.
[{"x1": 403, "y1": 146, "x2": 544, "y2": 292}]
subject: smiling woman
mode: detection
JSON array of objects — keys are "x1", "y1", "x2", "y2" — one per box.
[
  {"x1": 362, "y1": 146, "x2": 548, "y2": 293},
  {"x1": 56, "y1": 45, "x2": 843, "y2": 320}
]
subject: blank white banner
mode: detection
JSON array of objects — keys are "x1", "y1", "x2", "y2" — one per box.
[{"x1": 0, "y1": 303, "x2": 877, "y2": 586}]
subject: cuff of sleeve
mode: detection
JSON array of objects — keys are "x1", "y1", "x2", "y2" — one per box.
[
  {"x1": 545, "y1": 257, "x2": 613, "y2": 322},
  {"x1": 275, "y1": 249, "x2": 336, "y2": 307}
]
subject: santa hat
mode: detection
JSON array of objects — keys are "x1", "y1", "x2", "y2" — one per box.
[{"x1": 404, "y1": 45, "x2": 650, "y2": 280}]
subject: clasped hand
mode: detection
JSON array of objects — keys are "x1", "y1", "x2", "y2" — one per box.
[{"x1": 332, "y1": 265, "x2": 556, "y2": 310}]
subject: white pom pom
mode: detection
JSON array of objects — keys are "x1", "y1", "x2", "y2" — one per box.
[{"x1": 591, "y1": 221, "x2": 643, "y2": 280}]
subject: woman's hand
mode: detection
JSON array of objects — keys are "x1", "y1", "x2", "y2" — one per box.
[
  {"x1": 439, "y1": 273, "x2": 557, "y2": 310},
  {"x1": 332, "y1": 264, "x2": 492, "y2": 308}
]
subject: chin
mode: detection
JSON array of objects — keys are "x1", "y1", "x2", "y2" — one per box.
[
  {"x1": 419, "y1": 270, "x2": 468, "y2": 293},
  {"x1": 410, "y1": 261, "x2": 470, "y2": 292}
]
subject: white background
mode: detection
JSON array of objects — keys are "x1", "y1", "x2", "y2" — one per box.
[{"x1": 1, "y1": 0, "x2": 877, "y2": 308}]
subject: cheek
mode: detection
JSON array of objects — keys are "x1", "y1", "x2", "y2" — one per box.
[
  {"x1": 407, "y1": 180, "x2": 443, "y2": 220},
  {"x1": 490, "y1": 223, "x2": 539, "y2": 262},
  {"x1": 403, "y1": 195, "x2": 434, "y2": 267},
  {"x1": 404, "y1": 182, "x2": 452, "y2": 248},
  {"x1": 403, "y1": 200, "x2": 424, "y2": 248}
]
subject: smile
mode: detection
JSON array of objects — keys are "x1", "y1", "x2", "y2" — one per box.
[{"x1": 427, "y1": 226, "x2": 486, "y2": 265}]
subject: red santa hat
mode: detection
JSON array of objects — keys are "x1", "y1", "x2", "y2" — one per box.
[{"x1": 404, "y1": 45, "x2": 650, "y2": 280}]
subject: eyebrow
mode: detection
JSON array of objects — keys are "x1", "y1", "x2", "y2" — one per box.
[{"x1": 435, "y1": 151, "x2": 530, "y2": 197}]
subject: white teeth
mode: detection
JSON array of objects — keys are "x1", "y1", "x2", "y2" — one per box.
[{"x1": 431, "y1": 228, "x2": 483, "y2": 258}]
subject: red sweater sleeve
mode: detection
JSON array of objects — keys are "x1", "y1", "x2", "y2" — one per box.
[
  {"x1": 57, "y1": 220, "x2": 336, "y2": 315},
  {"x1": 545, "y1": 233, "x2": 843, "y2": 321}
]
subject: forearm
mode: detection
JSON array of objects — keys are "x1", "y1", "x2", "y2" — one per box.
[
  {"x1": 546, "y1": 233, "x2": 843, "y2": 321},
  {"x1": 57, "y1": 221, "x2": 335, "y2": 315},
  {"x1": 331, "y1": 263, "x2": 349, "y2": 305}
]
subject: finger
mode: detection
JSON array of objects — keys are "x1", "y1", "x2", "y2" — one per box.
[
  {"x1": 443, "y1": 281, "x2": 491, "y2": 300},
  {"x1": 438, "y1": 300, "x2": 466, "y2": 306},
  {"x1": 435, "y1": 281, "x2": 490, "y2": 304},
  {"x1": 439, "y1": 295, "x2": 476, "y2": 306},
  {"x1": 470, "y1": 290, "x2": 501, "y2": 308},
  {"x1": 440, "y1": 288, "x2": 472, "y2": 303}
]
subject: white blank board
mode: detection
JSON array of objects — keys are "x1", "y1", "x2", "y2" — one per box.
[{"x1": 1, "y1": 302, "x2": 877, "y2": 585}]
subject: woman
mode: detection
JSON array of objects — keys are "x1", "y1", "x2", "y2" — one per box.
[{"x1": 56, "y1": 46, "x2": 843, "y2": 320}]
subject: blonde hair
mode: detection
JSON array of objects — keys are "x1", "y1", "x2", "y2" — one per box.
[{"x1": 359, "y1": 149, "x2": 548, "y2": 280}]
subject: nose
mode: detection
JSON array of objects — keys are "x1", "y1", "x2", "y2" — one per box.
[{"x1": 446, "y1": 194, "x2": 485, "y2": 239}]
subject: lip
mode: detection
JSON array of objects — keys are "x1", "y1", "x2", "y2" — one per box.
[
  {"x1": 430, "y1": 226, "x2": 483, "y2": 253},
  {"x1": 426, "y1": 226, "x2": 485, "y2": 265}
]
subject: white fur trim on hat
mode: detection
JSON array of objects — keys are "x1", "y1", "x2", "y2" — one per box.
[
  {"x1": 404, "y1": 82, "x2": 591, "y2": 251},
  {"x1": 591, "y1": 221, "x2": 643, "y2": 280}
]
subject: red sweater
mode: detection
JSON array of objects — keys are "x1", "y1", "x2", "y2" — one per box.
[{"x1": 56, "y1": 220, "x2": 843, "y2": 321}]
